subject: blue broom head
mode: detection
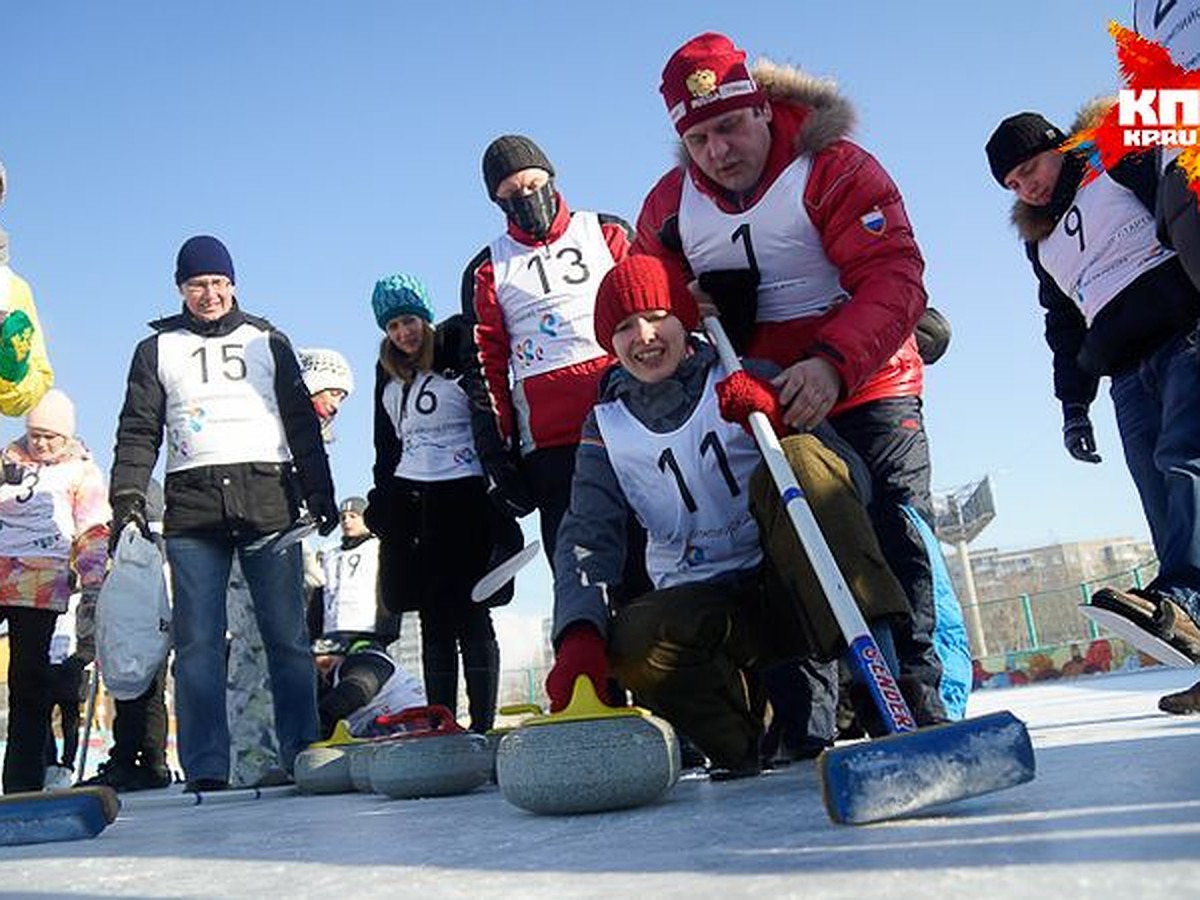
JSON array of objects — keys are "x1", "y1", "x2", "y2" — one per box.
[
  {"x1": 0, "y1": 786, "x2": 119, "y2": 846},
  {"x1": 819, "y1": 711, "x2": 1036, "y2": 825}
]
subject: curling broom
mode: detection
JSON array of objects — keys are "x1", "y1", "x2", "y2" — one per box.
[{"x1": 704, "y1": 316, "x2": 1035, "y2": 824}]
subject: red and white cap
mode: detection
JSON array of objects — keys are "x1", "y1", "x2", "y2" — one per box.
[{"x1": 659, "y1": 32, "x2": 766, "y2": 135}]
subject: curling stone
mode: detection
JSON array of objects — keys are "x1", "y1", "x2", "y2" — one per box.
[
  {"x1": 484, "y1": 703, "x2": 543, "y2": 784},
  {"x1": 496, "y1": 676, "x2": 680, "y2": 815},
  {"x1": 368, "y1": 706, "x2": 492, "y2": 799},
  {"x1": 347, "y1": 742, "x2": 380, "y2": 793},
  {"x1": 294, "y1": 721, "x2": 363, "y2": 795}
]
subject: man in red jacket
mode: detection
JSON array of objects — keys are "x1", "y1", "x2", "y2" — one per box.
[{"x1": 635, "y1": 32, "x2": 952, "y2": 725}]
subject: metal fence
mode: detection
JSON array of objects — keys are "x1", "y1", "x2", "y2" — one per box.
[
  {"x1": 969, "y1": 559, "x2": 1159, "y2": 659},
  {"x1": 496, "y1": 559, "x2": 1168, "y2": 706}
]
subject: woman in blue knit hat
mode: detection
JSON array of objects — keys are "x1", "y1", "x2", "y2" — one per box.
[{"x1": 364, "y1": 274, "x2": 523, "y2": 733}]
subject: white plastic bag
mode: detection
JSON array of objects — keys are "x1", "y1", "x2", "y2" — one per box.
[{"x1": 96, "y1": 523, "x2": 171, "y2": 700}]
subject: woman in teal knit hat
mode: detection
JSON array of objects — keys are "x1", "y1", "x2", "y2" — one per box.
[{"x1": 365, "y1": 273, "x2": 523, "y2": 733}]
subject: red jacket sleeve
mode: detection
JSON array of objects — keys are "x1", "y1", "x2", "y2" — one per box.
[
  {"x1": 632, "y1": 169, "x2": 694, "y2": 285},
  {"x1": 804, "y1": 140, "x2": 927, "y2": 396},
  {"x1": 598, "y1": 214, "x2": 634, "y2": 264},
  {"x1": 460, "y1": 248, "x2": 516, "y2": 455}
]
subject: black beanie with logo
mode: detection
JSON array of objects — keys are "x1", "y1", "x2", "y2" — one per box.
[{"x1": 985, "y1": 112, "x2": 1067, "y2": 186}]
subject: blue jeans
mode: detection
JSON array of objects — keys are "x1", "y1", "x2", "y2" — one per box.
[
  {"x1": 1111, "y1": 324, "x2": 1200, "y2": 623},
  {"x1": 166, "y1": 535, "x2": 318, "y2": 781}
]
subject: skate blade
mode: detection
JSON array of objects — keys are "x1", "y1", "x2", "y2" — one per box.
[
  {"x1": 1078, "y1": 604, "x2": 1195, "y2": 668},
  {"x1": 0, "y1": 787, "x2": 119, "y2": 846},
  {"x1": 819, "y1": 711, "x2": 1035, "y2": 825}
]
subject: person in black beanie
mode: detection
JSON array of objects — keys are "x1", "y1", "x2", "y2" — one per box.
[
  {"x1": 108, "y1": 235, "x2": 337, "y2": 791},
  {"x1": 987, "y1": 103, "x2": 1200, "y2": 665},
  {"x1": 459, "y1": 136, "x2": 651, "y2": 601}
]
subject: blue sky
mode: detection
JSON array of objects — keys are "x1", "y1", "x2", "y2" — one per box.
[{"x1": 3, "y1": 2, "x2": 1144, "y2": 645}]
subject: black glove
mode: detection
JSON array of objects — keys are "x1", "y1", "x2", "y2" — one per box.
[
  {"x1": 697, "y1": 268, "x2": 759, "y2": 353},
  {"x1": 483, "y1": 454, "x2": 536, "y2": 519},
  {"x1": 1062, "y1": 403, "x2": 1101, "y2": 464},
  {"x1": 364, "y1": 486, "x2": 390, "y2": 538},
  {"x1": 74, "y1": 586, "x2": 98, "y2": 665},
  {"x1": 307, "y1": 492, "x2": 339, "y2": 536},
  {"x1": 2, "y1": 460, "x2": 26, "y2": 485},
  {"x1": 915, "y1": 307, "x2": 951, "y2": 364},
  {"x1": 109, "y1": 491, "x2": 151, "y2": 554}
]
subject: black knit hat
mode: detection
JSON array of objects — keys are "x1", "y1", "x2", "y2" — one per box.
[
  {"x1": 985, "y1": 113, "x2": 1067, "y2": 187},
  {"x1": 482, "y1": 135, "x2": 554, "y2": 198}
]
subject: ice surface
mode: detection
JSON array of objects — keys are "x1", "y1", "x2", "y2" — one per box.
[{"x1": 4, "y1": 667, "x2": 1200, "y2": 898}]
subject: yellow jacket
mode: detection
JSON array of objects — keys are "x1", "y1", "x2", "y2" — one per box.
[{"x1": 0, "y1": 267, "x2": 52, "y2": 417}]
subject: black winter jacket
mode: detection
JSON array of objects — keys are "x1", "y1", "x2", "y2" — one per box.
[
  {"x1": 1019, "y1": 152, "x2": 1200, "y2": 408},
  {"x1": 110, "y1": 302, "x2": 334, "y2": 538}
]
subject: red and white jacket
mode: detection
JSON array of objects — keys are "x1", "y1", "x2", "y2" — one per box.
[
  {"x1": 460, "y1": 195, "x2": 632, "y2": 458},
  {"x1": 634, "y1": 60, "x2": 927, "y2": 413}
]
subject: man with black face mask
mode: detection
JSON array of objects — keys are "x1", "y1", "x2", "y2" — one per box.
[
  {"x1": 460, "y1": 135, "x2": 641, "y2": 577},
  {"x1": 987, "y1": 107, "x2": 1200, "y2": 668}
]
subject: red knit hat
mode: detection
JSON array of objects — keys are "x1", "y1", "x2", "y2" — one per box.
[
  {"x1": 593, "y1": 255, "x2": 700, "y2": 355},
  {"x1": 660, "y1": 32, "x2": 766, "y2": 135}
]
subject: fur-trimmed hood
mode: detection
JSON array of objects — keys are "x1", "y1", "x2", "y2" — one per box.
[
  {"x1": 676, "y1": 58, "x2": 856, "y2": 165},
  {"x1": 755, "y1": 58, "x2": 856, "y2": 154},
  {"x1": 1010, "y1": 97, "x2": 1113, "y2": 242}
]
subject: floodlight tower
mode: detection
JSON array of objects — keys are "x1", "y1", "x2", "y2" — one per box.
[{"x1": 933, "y1": 476, "x2": 996, "y2": 657}]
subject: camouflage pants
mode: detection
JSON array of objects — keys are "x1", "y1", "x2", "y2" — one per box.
[
  {"x1": 608, "y1": 434, "x2": 910, "y2": 769},
  {"x1": 225, "y1": 559, "x2": 281, "y2": 787}
]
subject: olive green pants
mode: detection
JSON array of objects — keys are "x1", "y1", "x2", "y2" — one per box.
[{"x1": 608, "y1": 434, "x2": 909, "y2": 769}]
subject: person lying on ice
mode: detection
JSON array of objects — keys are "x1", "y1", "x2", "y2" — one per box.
[
  {"x1": 545, "y1": 254, "x2": 911, "y2": 779},
  {"x1": 311, "y1": 634, "x2": 426, "y2": 740}
]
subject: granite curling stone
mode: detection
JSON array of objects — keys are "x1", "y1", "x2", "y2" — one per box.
[
  {"x1": 368, "y1": 706, "x2": 492, "y2": 799},
  {"x1": 496, "y1": 676, "x2": 681, "y2": 815},
  {"x1": 294, "y1": 721, "x2": 360, "y2": 795},
  {"x1": 347, "y1": 742, "x2": 378, "y2": 793},
  {"x1": 485, "y1": 703, "x2": 542, "y2": 784}
]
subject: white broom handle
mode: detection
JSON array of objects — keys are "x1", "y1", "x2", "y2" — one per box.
[
  {"x1": 703, "y1": 316, "x2": 876, "y2": 646},
  {"x1": 705, "y1": 318, "x2": 917, "y2": 734}
]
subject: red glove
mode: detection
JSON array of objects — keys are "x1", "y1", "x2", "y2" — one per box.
[
  {"x1": 716, "y1": 370, "x2": 785, "y2": 437},
  {"x1": 545, "y1": 622, "x2": 608, "y2": 713}
]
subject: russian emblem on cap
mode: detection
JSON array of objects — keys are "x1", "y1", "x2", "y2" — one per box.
[{"x1": 686, "y1": 69, "x2": 718, "y2": 98}]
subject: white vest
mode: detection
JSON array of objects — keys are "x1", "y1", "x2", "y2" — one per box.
[
  {"x1": 340, "y1": 649, "x2": 428, "y2": 736},
  {"x1": 1038, "y1": 172, "x2": 1176, "y2": 325},
  {"x1": 157, "y1": 324, "x2": 291, "y2": 472},
  {"x1": 490, "y1": 212, "x2": 613, "y2": 380},
  {"x1": 594, "y1": 367, "x2": 763, "y2": 589},
  {"x1": 382, "y1": 372, "x2": 482, "y2": 482},
  {"x1": 679, "y1": 156, "x2": 846, "y2": 323},
  {"x1": 320, "y1": 537, "x2": 381, "y2": 634},
  {"x1": 0, "y1": 457, "x2": 90, "y2": 561}
]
